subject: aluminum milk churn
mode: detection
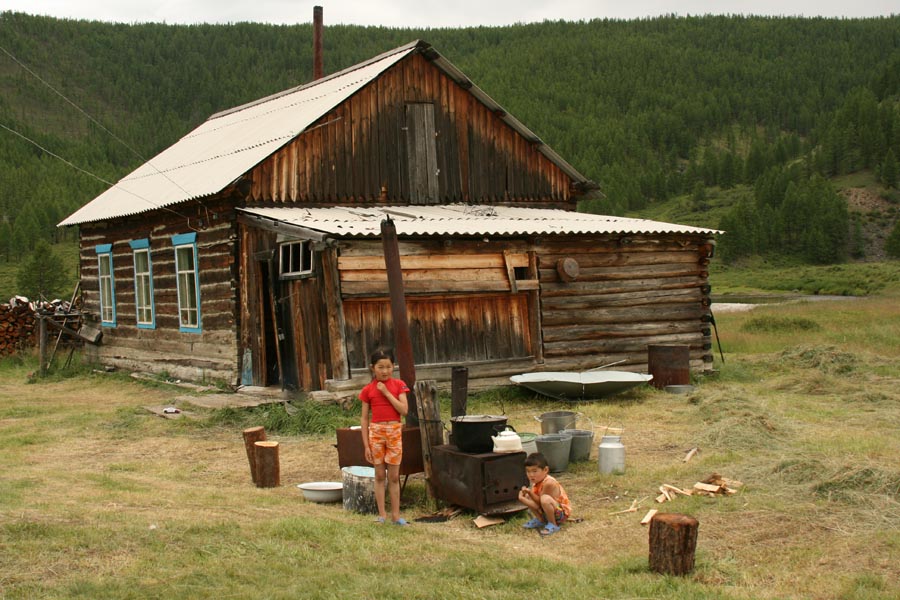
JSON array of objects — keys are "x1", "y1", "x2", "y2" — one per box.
[{"x1": 598, "y1": 432, "x2": 625, "y2": 474}]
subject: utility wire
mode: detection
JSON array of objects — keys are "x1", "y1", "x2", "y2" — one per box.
[
  {"x1": 0, "y1": 43, "x2": 203, "y2": 227},
  {"x1": 0, "y1": 122, "x2": 200, "y2": 231}
]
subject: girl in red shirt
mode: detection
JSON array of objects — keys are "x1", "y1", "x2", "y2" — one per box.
[{"x1": 359, "y1": 348, "x2": 410, "y2": 525}]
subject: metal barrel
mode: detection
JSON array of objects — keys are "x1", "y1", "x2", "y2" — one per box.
[{"x1": 647, "y1": 344, "x2": 690, "y2": 389}]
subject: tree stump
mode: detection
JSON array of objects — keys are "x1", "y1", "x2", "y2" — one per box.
[
  {"x1": 648, "y1": 513, "x2": 699, "y2": 575},
  {"x1": 242, "y1": 426, "x2": 266, "y2": 484},
  {"x1": 253, "y1": 441, "x2": 280, "y2": 488}
]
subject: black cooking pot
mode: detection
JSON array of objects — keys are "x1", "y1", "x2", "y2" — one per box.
[{"x1": 450, "y1": 415, "x2": 509, "y2": 453}]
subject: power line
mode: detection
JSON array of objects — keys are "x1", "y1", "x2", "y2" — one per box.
[
  {"x1": 0, "y1": 122, "x2": 201, "y2": 231},
  {"x1": 0, "y1": 42, "x2": 203, "y2": 228}
]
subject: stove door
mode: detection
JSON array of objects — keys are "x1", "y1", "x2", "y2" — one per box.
[{"x1": 482, "y1": 453, "x2": 527, "y2": 508}]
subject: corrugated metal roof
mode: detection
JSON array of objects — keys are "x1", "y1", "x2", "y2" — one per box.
[
  {"x1": 60, "y1": 43, "x2": 418, "y2": 226},
  {"x1": 237, "y1": 204, "x2": 722, "y2": 237},
  {"x1": 60, "y1": 40, "x2": 596, "y2": 227}
]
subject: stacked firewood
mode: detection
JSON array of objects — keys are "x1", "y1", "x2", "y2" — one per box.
[
  {"x1": 0, "y1": 297, "x2": 82, "y2": 357},
  {"x1": 655, "y1": 472, "x2": 743, "y2": 504},
  {"x1": 0, "y1": 297, "x2": 37, "y2": 357}
]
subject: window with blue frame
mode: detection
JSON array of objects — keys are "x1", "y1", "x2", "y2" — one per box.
[
  {"x1": 172, "y1": 233, "x2": 201, "y2": 333},
  {"x1": 95, "y1": 244, "x2": 116, "y2": 326},
  {"x1": 129, "y1": 239, "x2": 156, "y2": 329}
]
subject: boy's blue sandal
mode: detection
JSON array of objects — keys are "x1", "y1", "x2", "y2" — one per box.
[
  {"x1": 375, "y1": 517, "x2": 385, "y2": 524},
  {"x1": 523, "y1": 517, "x2": 546, "y2": 529},
  {"x1": 539, "y1": 523, "x2": 561, "y2": 537},
  {"x1": 393, "y1": 518, "x2": 409, "y2": 526}
]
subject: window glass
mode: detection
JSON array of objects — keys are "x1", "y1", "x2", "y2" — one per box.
[
  {"x1": 96, "y1": 245, "x2": 116, "y2": 326},
  {"x1": 172, "y1": 234, "x2": 201, "y2": 333},
  {"x1": 279, "y1": 241, "x2": 314, "y2": 277}
]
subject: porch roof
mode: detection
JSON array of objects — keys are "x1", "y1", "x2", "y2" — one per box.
[{"x1": 237, "y1": 204, "x2": 722, "y2": 238}]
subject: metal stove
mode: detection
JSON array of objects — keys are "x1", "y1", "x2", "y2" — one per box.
[{"x1": 430, "y1": 444, "x2": 527, "y2": 514}]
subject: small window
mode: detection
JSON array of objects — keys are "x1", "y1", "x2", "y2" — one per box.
[
  {"x1": 129, "y1": 239, "x2": 156, "y2": 329},
  {"x1": 279, "y1": 241, "x2": 314, "y2": 278},
  {"x1": 96, "y1": 244, "x2": 116, "y2": 327},
  {"x1": 172, "y1": 233, "x2": 201, "y2": 334}
]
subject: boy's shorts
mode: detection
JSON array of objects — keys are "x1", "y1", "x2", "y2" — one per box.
[
  {"x1": 368, "y1": 422, "x2": 403, "y2": 466},
  {"x1": 553, "y1": 506, "x2": 569, "y2": 525}
]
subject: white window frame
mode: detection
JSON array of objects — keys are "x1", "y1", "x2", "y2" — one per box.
[
  {"x1": 129, "y1": 238, "x2": 156, "y2": 329},
  {"x1": 95, "y1": 244, "x2": 116, "y2": 327},
  {"x1": 172, "y1": 233, "x2": 202, "y2": 333},
  {"x1": 279, "y1": 240, "x2": 315, "y2": 279}
]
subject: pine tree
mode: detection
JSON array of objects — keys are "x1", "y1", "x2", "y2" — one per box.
[
  {"x1": 16, "y1": 240, "x2": 69, "y2": 301},
  {"x1": 882, "y1": 149, "x2": 898, "y2": 189}
]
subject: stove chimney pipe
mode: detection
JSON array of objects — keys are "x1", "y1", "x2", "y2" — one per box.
[{"x1": 313, "y1": 6, "x2": 324, "y2": 80}]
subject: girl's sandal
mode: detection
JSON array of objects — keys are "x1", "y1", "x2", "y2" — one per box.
[
  {"x1": 523, "y1": 517, "x2": 546, "y2": 529},
  {"x1": 393, "y1": 518, "x2": 409, "y2": 526},
  {"x1": 375, "y1": 517, "x2": 385, "y2": 524}
]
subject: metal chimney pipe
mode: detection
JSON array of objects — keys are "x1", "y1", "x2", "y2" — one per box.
[{"x1": 313, "y1": 6, "x2": 324, "y2": 80}]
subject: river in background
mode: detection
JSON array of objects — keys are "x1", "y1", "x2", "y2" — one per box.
[{"x1": 710, "y1": 294, "x2": 859, "y2": 313}]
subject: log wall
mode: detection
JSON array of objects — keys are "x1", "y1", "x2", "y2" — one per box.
[
  {"x1": 78, "y1": 198, "x2": 240, "y2": 383},
  {"x1": 535, "y1": 235, "x2": 715, "y2": 372},
  {"x1": 246, "y1": 53, "x2": 575, "y2": 207},
  {"x1": 321, "y1": 233, "x2": 715, "y2": 396}
]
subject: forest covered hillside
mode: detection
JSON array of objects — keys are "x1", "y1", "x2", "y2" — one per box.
[{"x1": 1, "y1": 11, "x2": 899, "y2": 299}]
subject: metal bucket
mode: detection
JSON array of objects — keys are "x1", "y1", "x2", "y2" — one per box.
[
  {"x1": 536, "y1": 410, "x2": 577, "y2": 434},
  {"x1": 536, "y1": 433, "x2": 572, "y2": 472},
  {"x1": 518, "y1": 432, "x2": 538, "y2": 455},
  {"x1": 561, "y1": 428, "x2": 594, "y2": 462},
  {"x1": 341, "y1": 466, "x2": 377, "y2": 514}
]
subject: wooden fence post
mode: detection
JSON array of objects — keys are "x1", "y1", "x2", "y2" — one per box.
[
  {"x1": 649, "y1": 513, "x2": 699, "y2": 575},
  {"x1": 415, "y1": 380, "x2": 442, "y2": 508},
  {"x1": 38, "y1": 315, "x2": 48, "y2": 377},
  {"x1": 242, "y1": 426, "x2": 266, "y2": 484}
]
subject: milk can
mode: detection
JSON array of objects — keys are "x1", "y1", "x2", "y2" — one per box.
[{"x1": 598, "y1": 428, "x2": 625, "y2": 474}]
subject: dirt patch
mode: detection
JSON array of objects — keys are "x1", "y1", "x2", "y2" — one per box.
[{"x1": 842, "y1": 187, "x2": 897, "y2": 261}]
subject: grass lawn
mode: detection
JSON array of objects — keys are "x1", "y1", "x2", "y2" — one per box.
[{"x1": 1, "y1": 292, "x2": 899, "y2": 599}]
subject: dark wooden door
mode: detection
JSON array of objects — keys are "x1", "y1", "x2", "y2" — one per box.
[{"x1": 406, "y1": 103, "x2": 439, "y2": 204}]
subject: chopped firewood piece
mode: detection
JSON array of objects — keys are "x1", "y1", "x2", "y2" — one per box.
[
  {"x1": 721, "y1": 478, "x2": 743, "y2": 489},
  {"x1": 659, "y1": 486, "x2": 672, "y2": 502},
  {"x1": 609, "y1": 497, "x2": 648, "y2": 515},
  {"x1": 655, "y1": 493, "x2": 668, "y2": 503},
  {"x1": 701, "y1": 472, "x2": 723, "y2": 485},
  {"x1": 662, "y1": 483, "x2": 691, "y2": 496},
  {"x1": 693, "y1": 482, "x2": 723, "y2": 493},
  {"x1": 683, "y1": 447, "x2": 699, "y2": 462},
  {"x1": 641, "y1": 509, "x2": 658, "y2": 525}
]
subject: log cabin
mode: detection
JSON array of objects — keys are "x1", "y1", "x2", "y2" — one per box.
[{"x1": 60, "y1": 39, "x2": 719, "y2": 395}]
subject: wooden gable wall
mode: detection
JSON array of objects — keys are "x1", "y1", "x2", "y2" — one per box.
[{"x1": 245, "y1": 53, "x2": 575, "y2": 207}]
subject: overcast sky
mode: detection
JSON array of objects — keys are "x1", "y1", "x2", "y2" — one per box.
[{"x1": 4, "y1": 1, "x2": 897, "y2": 28}]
